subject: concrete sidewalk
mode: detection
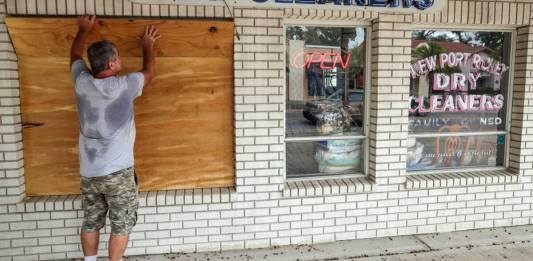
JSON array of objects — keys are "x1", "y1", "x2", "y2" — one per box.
[{"x1": 116, "y1": 224, "x2": 533, "y2": 261}]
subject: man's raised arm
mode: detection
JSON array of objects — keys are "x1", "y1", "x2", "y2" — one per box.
[
  {"x1": 70, "y1": 15, "x2": 95, "y2": 66},
  {"x1": 139, "y1": 25, "x2": 161, "y2": 86}
]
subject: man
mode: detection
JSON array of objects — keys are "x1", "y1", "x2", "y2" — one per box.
[{"x1": 70, "y1": 15, "x2": 160, "y2": 261}]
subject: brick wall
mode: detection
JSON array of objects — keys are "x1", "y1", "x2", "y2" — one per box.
[
  {"x1": 368, "y1": 13, "x2": 411, "y2": 188},
  {"x1": 1, "y1": 0, "x2": 533, "y2": 260}
]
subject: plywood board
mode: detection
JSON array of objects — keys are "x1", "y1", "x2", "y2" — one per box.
[
  {"x1": 18, "y1": 58, "x2": 81, "y2": 196},
  {"x1": 9, "y1": 18, "x2": 235, "y2": 196},
  {"x1": 133, "y1": 57, "x2": 235, "y2": 191},
  {"x1": 6, "y1": 18, "x2": 233, "y2": 58}
]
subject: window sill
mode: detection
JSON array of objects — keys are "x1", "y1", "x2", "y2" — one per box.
[
  {"x1": 15, "y1": 187, "x2": 237, "y2": 213},
  {"x1": 282, "y1": 176, "x2": 375, "y2": 197},
  {"x1": 405, "y1": 169, "x2": 520, "y2": 190}
]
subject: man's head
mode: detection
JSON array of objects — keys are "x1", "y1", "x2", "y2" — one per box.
[{"x1": 87, "y1": 40, "x2": 122, "y2": 76}]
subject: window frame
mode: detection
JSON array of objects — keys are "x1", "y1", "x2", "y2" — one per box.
[
  {"x1": 282, "y1": 21, "x2": 372, "y2": 180},
  {"x1": 407, "y1": 25, "x2": 516, "y2": 174}
]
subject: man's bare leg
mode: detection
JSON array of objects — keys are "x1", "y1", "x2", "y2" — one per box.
[
  {"x1": 108, "y1": 235, "x2": 129, "y2": 261},
  {"x1": 81, "y1": 231, "x2": 100, "y2": 256}
]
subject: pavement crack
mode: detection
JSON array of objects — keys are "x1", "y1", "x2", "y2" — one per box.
[
  {"x1": 414, "y1": 235, "x2": 437, "y2": 251},
  {"x1": 338, "y1": 249, "x2": 435, "y2": 260}
]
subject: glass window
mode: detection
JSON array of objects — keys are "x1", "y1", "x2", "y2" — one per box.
[
  {"x1": 408, "y1": 30, "x2": 512, "y2": 171},
  {"x1": 285, "y1": 25, "x2": 367, "y2": 178}
]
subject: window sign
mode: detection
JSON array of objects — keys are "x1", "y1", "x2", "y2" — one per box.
[
  {"x1": 285, "y1": 26, "x2": 367, "y2": 178},
  {"x1": 408, "y1": 30, "x2": 511, "y2": 171}
]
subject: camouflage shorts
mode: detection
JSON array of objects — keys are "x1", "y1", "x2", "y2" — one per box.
[{"x1": 80, "y1": 167, "x2": 139, "y2": 236}]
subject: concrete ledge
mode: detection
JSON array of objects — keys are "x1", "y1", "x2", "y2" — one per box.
[
  {"x1": 405, "y1": 170, "x2": 520, "y2": 190},
  {"x1": 282, "y1": 176, "x2": 375, "y2": 197},
  {"x1": 14, "y1": 187, "x2": 237, "y2": 213}
]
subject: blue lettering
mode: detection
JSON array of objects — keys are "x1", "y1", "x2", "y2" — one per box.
[
  {"x1": 389, "y1": 0, "x2": 400, "y2": 7},
  {"x1": 252, "y1": 0, "x2": 434, "y2": 10},
  {"x1": 376, "y1": 0, "x2": 426, "y2": 8},
  {"x1": 413, "y1": 0, "x2": 433, "y2": 10},
  {"x1": 316, "y1": 0, "x2": 343, "y2": 4},
  {"x1": 368, "y1": 0, "x2": 387, "y2": 7}
]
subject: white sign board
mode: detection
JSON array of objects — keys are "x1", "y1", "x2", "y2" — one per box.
[{"x1": 129, "y1": 0, "x2": 447, "y2": 13}]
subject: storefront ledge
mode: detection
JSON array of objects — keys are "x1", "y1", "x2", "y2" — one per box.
[
  {"x1": 405, "y1": 170, "x2": 520, "y2": 190},
  {"x1": 15, "y1": 187, "x2": 237, "y2": 212},
  {"x1": 138, "y1": 187, "x2": 238, "y2": 207},
  {"x1": 15, "y1": 195, "x2": 83, "y2": 213},
  {"x1": 282, "y1": 176, "x2": 375, "y2": 197}
]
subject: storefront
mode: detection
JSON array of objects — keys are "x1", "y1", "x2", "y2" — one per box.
[{"x1": 1, "y1": 0, "x2": 533, "y2": 260}]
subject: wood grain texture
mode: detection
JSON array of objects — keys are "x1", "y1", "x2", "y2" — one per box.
[
  {"x1": 10, "y1": 18, "x2": 235, "y2": 196},
  {"x1": 19, "y1": 57, "x2": 82, "y2": 196},
  {"x1": 6, "y1": 17, "x2": 233, "y2": 58},
  {"x1": 132, "y1": 57, "x2": 235, "y2": 191}
]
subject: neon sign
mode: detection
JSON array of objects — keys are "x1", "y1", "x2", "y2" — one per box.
[
  {"x1": 409, "y1": 51, "x2": 508, "y2": 114},
  {"x1": 291, "y1": 52, "x2": 351, "y2": 70}
]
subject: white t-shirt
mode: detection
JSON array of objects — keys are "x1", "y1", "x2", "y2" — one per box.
[{"x1": 71, "y1": 60, "x2": 144, "y2": 177}]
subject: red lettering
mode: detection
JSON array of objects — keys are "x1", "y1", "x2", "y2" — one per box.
[
  {"x1": 320, "y1": 53, "x2": 335, "y2": 70},
  {"x1": 290, "y1": 51, "x2": 351, "y2": 70},
  {"x1": 291, "y1": 51, "x2": 308, "y2": 69},
  {"x1": 335, "y1": 52, "x2": 351, "y2": 69},
  {"x1": 307, "y1": 52, "x2": 323, "y2": 68}
]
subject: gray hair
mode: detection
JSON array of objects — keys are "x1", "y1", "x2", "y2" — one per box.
[{"x1": 87, "y1": 40, "x2": 117, "y2": 75}]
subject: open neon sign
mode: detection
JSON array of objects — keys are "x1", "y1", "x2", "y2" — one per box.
[{"x1": 291, "y1": 52, "x2": 351, "y2": 70}]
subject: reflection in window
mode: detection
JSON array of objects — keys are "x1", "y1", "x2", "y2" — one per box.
[
  {"x1": 285, "y1": 26, "x2": 367, "y2": 178},
  {"x1": 408, "y1": 30, "x2": 511, "y2": 171},
  {"x1": 286, "y1": 26, "x2": 366, "y2": 138},
  {"x1": 287, "y1": 140, "x2": 364, "y2": 176},
  {"x1": 408, "y1": 135, "x2": 505, "y2": 171}
]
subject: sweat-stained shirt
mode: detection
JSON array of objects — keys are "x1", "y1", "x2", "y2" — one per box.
[{"x1": 71, "y1": 59, "x2": 144, "y2": 177}]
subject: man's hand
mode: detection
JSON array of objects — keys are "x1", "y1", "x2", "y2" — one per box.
[
  {"x1": 77, "y1": 15, "x2": 95, "y2": 33},
  {"x1": 139, "y1": 25, "x2": 161, "y2": 49},
  {"x1": 70, "y1": 15, "x2": 96, "y2": 66},
  {"x1": 140, "y1": 25, "x2": 160, "y2": 86}
]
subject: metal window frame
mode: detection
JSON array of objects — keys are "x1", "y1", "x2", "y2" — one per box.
[
  {"x1": 282, "y1": 21, "x2": 372, "y2": 180},
  {"x1": 408, "y1": 26, "x2": 516, "y2": 173}
]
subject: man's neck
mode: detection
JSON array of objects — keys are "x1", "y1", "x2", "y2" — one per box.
[{"x1": 94, "y1": 70, "x2": 118, "y2": 79}]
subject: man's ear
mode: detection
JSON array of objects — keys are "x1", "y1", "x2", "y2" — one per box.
[{"x1": 108, "y1": 60, "x2": 116, "y2": 71}]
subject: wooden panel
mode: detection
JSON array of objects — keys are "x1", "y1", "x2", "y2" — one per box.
[
  {"x1": 11, "y1": 18, "x2": 234, "y2": 196},
  {"x1": 19, "y1": 57, "x2": 83, "y2": 196},
  {"x1": 21, "y1": 57, "x2": 234, "y2": 195},
  {"x1": 133, "y1": 57, "x2": 235, "y2": 191},
  {"x1": 6, "y1": 18, "x2": 233, "y2": 58}
]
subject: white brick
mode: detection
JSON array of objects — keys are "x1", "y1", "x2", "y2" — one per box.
[
  {"x1": 22, "y1": 212, "x2": 50, "y2": 221},
  {"x1": 25, "y1": 245, "x2": 51, "y2": 255},
  {"x1": 37, "y1": 220, "x2": 64, "y2": 229}
]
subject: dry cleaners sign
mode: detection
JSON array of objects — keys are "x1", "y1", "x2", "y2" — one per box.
[{"x1": 130, "y1": 0, "x2": 447, "y2": 12}]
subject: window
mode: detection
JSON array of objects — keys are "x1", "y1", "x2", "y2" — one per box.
[
  {"x1": 285, "y1": 25, "x2": 367, "y2": 178},
  {"x1": 408, "y1": 30, "x2": 512, "y2": 172}
]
